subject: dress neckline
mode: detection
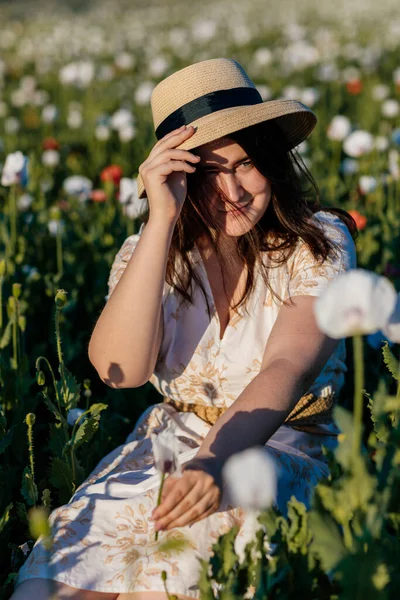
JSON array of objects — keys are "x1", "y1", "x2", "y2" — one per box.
[{"x1": 192, "y1": 242, "x2": 254, "y2": 344}]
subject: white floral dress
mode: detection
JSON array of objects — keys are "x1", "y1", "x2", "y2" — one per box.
[{"x1": 17, "y1": 211, "x2": 356, "y2": 597}]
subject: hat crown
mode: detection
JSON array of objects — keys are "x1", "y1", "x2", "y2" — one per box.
[{"x1": 151, "y1": 58, "x2": 256, "y2": 129}]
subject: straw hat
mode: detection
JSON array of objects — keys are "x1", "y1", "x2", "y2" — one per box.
[{"x1": 137, "y1": 57, "x2": 317, "y2": 199}]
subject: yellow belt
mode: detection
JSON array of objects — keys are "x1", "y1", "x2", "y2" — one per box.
[{"x1": 163, "y1": 391, "x2": 335, "y2": 429}]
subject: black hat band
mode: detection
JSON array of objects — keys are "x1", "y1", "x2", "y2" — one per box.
[{"x1": 155, "y1": 87, "x2": 263, "y2": 140}]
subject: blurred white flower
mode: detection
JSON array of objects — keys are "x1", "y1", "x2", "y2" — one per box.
[
  {"x1": 371, "y1": 84, "x2": 390, "y2": 101},
  {"x1": 256, "y1": 85, "x2": 272, "y2": 101},
  {"x1": 295, "y1": 140, "x2": 308, "y2": 155},
  {"x1": 41, "y1": 104, "x2": 58, "y2": 123},
  {"x1": 282, "y1": 41, "x2": 319, "y2": 73},
  {"x1": 11, "y1": 88, "x2": 29, "y2": 108},
  {"x1": 151, "y1": 430, "x2": 180, "y2": 475},
  {"x1": 33, "y1": 89, "x2": 49, "y2": 106},
  {"x1": 48, "y1": 219, "x2": 65, "y2": 237},
  {"x1": 134, "y1": 81, "x2": 155, "y2": 106},
  {"x1": 22, "y1": 264, "x2": 39, "y2": 282},
  {"x1": 358, "y1": 175, "x2": 377, "y2": 194},
  {"x1": 67, "y1": 408, "x2": 85, "y2": 426},
  {"x1": 110, "y1": 108, "x2": 134, "y2": 131},
  {"x1": 63, "y1": 175, "x2": 92, "y2": 201},
  {"x1": 381, "y1": 99, "x2": 399, "y2": 118},
  {"x1": 148, "y1": 56, "x2": 169, "y2": 78},
  {"x1": 343, "y1": 130, "x2": 374, "y2": 157},
  {"x1": 59, "y1": 60, "x2": 95, "y2": 88},
  {"x1": 42, "y1": 150, "x2": 60, "y2": 167},
  {"x1": 192, "y1": 19, "x2": 217, "y2": 43},
  {"x1": 382, "y1": 294, "x2": 400, "y2": 343},
  {"x1": 4, "y1": 117, "x2": 20, "y2": 134},
  {"x1": 300, "y1": 87, "x2": 320, "y2": 107},
  {"x1": 253, "y1": 47, "x2": 273, "y2": 67},
  {"x1": 119, "y1": 178, "x2": 147, "y2": 219},
  {"x1": 95, "y1": 125, "x2": 111, "y2": 141},
  {"x1": 223, "y1": 447, "x2": 277, "y2": 510},
  {"x1": 282, "y1": 85, "x2": 301, "y2": 100},
  {"x1": 327, "y1": 115, "x2": 351, "y2": 141},
  {"x1": 67, "y1": 109, "x2": 83, "y2": 129},
  {"x1": 314, "y1": 269, "x2": 397, "y2": 339},
  {"x1": 119, "y1": 125, "x2": 136, "y2": 143},
  {"x1": 393, "y1": 67, "x2": 400, "y2": 86},
  {"x1": 374, "y1": 135, "x2": 389, "y2": 152},
  {"x1": 1, "y1": 151, "x2": 29, "y2": 186},
  {"x1": 114, "y1": 52, "x2": 135, "y2": 71},
  {"x1": 317, "y1": 63, "x2": 339, "y2": 82},
  {"x1": 341, "y1": 65, "x2": 361, "y2": 82},
  {"x1": 17, "y1": 193, "x2": 33, "y2": 211}
]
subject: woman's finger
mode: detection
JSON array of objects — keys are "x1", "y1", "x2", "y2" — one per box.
[
  {"x1": 154, "y1": 480, "x2": 205, "y2": 528},
  {"x1": 164, "y1": 491, "x2": 220, "y2": 530},
  {"x1": 153, "y1": 476, "x2": 195, "y2": 521},
  {"x1": 148, "y1": 125, "x2": 195, "y2": 161},
  {"x1": 144, "y1": 149, "x2": 201, "y2": 172}
]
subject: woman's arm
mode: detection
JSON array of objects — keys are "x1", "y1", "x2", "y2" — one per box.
[{"x1": 151, "y1": 295, "x2": 339, "y2": 531}]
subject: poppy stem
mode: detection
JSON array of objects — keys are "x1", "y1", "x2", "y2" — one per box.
[{"x1": 155, "y1": 471, "x2": 166, "y2": 541}]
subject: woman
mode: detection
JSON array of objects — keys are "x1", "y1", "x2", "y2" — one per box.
[{"x1": 13, "y1": 58, "x2": 357, "y2": 599}]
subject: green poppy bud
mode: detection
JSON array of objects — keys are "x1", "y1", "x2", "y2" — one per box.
[
  {"x1": 55, "y1": 289, "x2": 68, "y2": 308},
  {"x1": 36, "y1": 371, "x2": 46, "y2": 386}
]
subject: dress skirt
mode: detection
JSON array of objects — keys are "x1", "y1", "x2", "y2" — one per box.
[{"x1": 16, "y1": 402, "x2": 338, "y2": 598}]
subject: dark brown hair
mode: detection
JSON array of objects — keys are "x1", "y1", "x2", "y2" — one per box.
[{"x1": 140, "y1": 119, "x2": 357, "y2": 319}]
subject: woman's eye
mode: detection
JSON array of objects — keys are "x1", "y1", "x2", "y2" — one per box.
[{"x1": 240, "y1": 161, "x2": 253, "y2": 168}]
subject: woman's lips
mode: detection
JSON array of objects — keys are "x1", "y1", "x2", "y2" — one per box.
[{"x1": 219, "y1": 199, "x2": 253, "y2": 213}]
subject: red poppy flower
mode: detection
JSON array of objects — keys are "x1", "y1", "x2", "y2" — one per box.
[
  {"x1": 346, "y1": 79, "x2": 363, "y2": 95},
  {"x1": 56, "y1": 199, "x2": 70, "y2": 211},
  {"x1": 348, "y1": 209, "x2": 367, "y2": 231},
  {"x1": 100, "y1": 165, "x2": 123, "y2": 185},
  {"x1": 43, "y1": 137, "x2": 60, "y2": 150},
  {"x1": 90, "y1": 189, "x2": 108, "y2": 202}
]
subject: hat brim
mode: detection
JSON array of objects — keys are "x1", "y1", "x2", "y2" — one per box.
[{"x1": 137, "y1": 99, "x2": 317, "y2": 199}]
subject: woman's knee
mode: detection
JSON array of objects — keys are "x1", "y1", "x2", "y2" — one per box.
[{"x1": 10, "y1": 578, "x2": 118, "y2": 600}]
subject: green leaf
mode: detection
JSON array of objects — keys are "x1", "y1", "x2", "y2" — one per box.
[
  {"x1": 0, "y1": 502, "x2": 13, "y2": 534},
  {"x1": 72, "y1": 404, "x2": 107, "y2": 450},
  {"x1": 43, "y1": 396, "x2": 68, "y2": 428},
  {"x1": 0, "y1": 320, "x2": 12, "y2": 349},
  {"x1": 49, "y1": 457, "x2": 74, "y2": 502},
  {"x1": 21, "y1": 466, "x2": 38, "y2": 506},
  {"x1": 56, "y1": 365, "x2": 81, "y2": 410},
  {"x1": 308, "y1": 504, "x2": 348, "y2": 572},
  {"x1": 382, "y1": 342, "x2": 400, "y2": 381}
]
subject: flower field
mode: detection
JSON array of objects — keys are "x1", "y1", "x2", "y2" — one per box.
[{"x1": 0, "y1": 0, "x2": 400, "y2": 597}]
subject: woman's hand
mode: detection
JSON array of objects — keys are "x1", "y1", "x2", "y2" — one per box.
[
  {"x1": 150, "y1": 463, "x2": 222, "y2": 531},
  {"x1": 138, "y1": 124, "x2": 200, "y2": 224}
]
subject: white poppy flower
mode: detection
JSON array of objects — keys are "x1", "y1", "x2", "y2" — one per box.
[
  {"x1": 358, "y1": 175, "x2": 377, "y2": 195},
  {"x1": 67, "y1": 408, "x2": 85, "y2": 426},
  {"x1": 253, "y1": 47, "x2": 273, "y2": 67},
  {"x1": 314, "y1": 269, "x2": 398, "y2": 339},
  {"x1": 327, "y1": 115, "x2": 351, "y2": 141},
  {"x1": 17, "y1": 193, "x2": 33, "y2": 212},
  {"x1": 381, "y1": 99, "x2": 399, "y2": 118},
  {"x1": 67, "y1": 109, "x2": 83, "y2": 129},
  {"x1": 388, "y1": 149, "x2": 400, "y2": 180},
  {"x1": 134, "y1": 81, "x2": 155, "y2": 106},
  {"x1": 95, "y1": 125, "x2": 111, "y2": 141},
  {"x1": 114, "y1": 52, "x2": 135, "y2": 71},
  {"x1": 41, "y1": 104, "x2": 58, "y2": 123},
  {"x1": 42, "y1": 150, "x2": 60, "y2": 167},
  {"x1": 63, "y1": 175, "x2": 93, "y2": 201},
  {"x1": 4, "y1": 117, "x2": 20, "y2": 134},
  {"x1": 148, "y1": 56, "x2": 169, "y2": 78},
  {"x1": 382, "y1": 294, "x2": 400, "y2": 343},
  {"x1": 371, "y1": 84, "x2": 390, "y2": 101},
  {"x1": 110, "y1": 108, "x2": 134, "y2": 131},
  {"x1": 151, "y1": 430, "x2": 180, "y2": 475},
  {"x1": 340, "y1": 158, "x2": 359, "y2": 175},
  {"x1": 343, "y1": 130, "x2": 374, "y2": 157},
  {"x1": 118, "y1": 125, "x2": 136, "y2": 143},
  {"x1": 374, "y1": 136, "x2": 389, "y2": 152},
  {"x1": 223, "y1": 447, "x2": 277, "y2": 510},
  {"x1": 300, "y1": 87, "x2": 320, "y2": 107},
  {"x1": 1, "y1": 151, "x2": 29, "y2": 186},
  {"x1": 48, "y1": 219, "x2": 65, "y2": 237}
]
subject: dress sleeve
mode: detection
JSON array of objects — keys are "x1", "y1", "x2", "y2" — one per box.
[
  {"x1": 283, "y1": 212, "x2": 357, "y2": 300},
  {"x1": 105, "y1": 223, "x2": 171, "y2": 303}
]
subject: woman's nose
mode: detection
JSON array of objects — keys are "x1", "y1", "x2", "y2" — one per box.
[{"x1": 218, "y1": 173, "x2": 245, "y2": 203}]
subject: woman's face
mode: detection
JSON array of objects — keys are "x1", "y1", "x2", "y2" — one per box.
[{"x1": 194, "y1": 137, "x2": 272, "y2": 238}]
